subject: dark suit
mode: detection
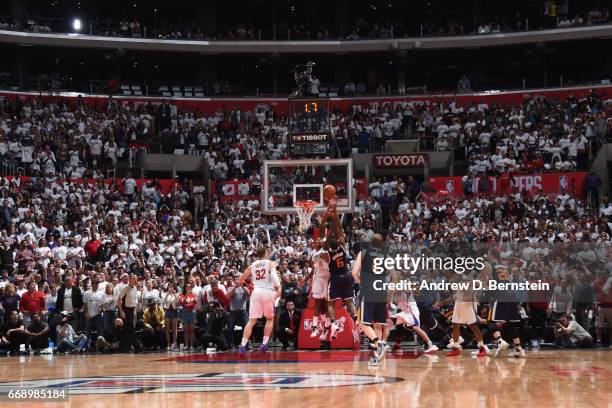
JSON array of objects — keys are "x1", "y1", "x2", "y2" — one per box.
[
  {"x1": 0, "y1": 206, "x2": 14, "y2": 229},
  {"x1": 277, "y1": 309, "x2": 301, "y2": 349},
  {"x1": 56, "y1": 285, "x2": 84, "y2": 331},
  {"x1": 0, "y1": 245, "x2": 15, "y2": 271},
  {"x1": 56, "y1": 285, "x2": 83, "y2": 313}
]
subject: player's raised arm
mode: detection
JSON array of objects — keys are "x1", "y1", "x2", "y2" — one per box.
[
  {"x1": 318, "y1": 210, "x2": 329, "y2": 241},
  {"x1": 238, "y1": 265, "x2": 252, "y2": 286},
  {"x1": 329, "y1": 209, "x2": 346, "y2": 245},
  {"x1": 351, "y1": 251, "x2": 363, "y2": 284}
]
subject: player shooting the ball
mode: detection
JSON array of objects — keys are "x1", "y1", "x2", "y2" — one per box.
[{"x1": 320, "y1": 186, "x2": 358, "y2": 341}]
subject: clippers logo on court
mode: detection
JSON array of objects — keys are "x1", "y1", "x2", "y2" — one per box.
[{"x1": 0, "y1": 373, "x2": 398, "y2": 395}]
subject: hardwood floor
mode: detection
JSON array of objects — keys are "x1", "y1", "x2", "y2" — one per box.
[{"x1": 0, "y1": 349, "x2": 610, "y2": 407}]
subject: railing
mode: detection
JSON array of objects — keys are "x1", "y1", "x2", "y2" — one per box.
[
  {"x1": 0, "y1": 158, "x2": 24, "y2": 177},
  {"x1": 0, "y1": 23, "x2": 610, "y2": 54}
]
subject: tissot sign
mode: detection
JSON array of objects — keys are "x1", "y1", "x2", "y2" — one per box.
[
  {"x1": 373, "y1": 154, "x2": 428, "y2": 168},
  {"x1": 291, "y1": 134, "x2": 329, "y2": 142}
]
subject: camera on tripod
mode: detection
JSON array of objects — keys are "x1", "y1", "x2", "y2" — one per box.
[{"x1": 293, "y1": 61, "x2": 316, "y2": 97}]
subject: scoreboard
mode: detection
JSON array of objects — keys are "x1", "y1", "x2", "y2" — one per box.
[{"x1": 288, "y1": 97, "x2": 330, "y2": 157}]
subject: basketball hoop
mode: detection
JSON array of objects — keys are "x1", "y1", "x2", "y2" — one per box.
[{"x1": 294, "y1": 200, "x2": 319, "y2": 232}]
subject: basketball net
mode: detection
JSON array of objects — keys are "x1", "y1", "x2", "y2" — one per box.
[{"x1": 294, "y1": 200, "x2": 318, "y2": 232}]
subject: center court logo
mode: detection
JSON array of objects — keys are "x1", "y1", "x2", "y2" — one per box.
[{"x1": 0, "y1": 373, "x2": 401, "y2": 395}]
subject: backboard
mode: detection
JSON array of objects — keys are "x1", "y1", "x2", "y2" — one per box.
[{"x1": 262, "y1": 158, "x2": 354, "y2": 214}]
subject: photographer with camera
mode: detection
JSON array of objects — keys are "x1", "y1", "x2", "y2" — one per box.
[
  {"x1": 292, "y1": 62, "x2": 315, "y2": 98},
  {"x1": 96, "y1": 318, "x2": 124, "y2": 353},
  {"x1": 555, "y1": 314, "x2": 593, "y2": 348},
  {"x1": 142, "y1": 298, "x2": 165, "y2": 350},
  {"x1": 201, "y1": 301, "x2": 229, "y2": 351},
  {"x1": 55, "y1": 313, "x2": 87, "y2": 354}
]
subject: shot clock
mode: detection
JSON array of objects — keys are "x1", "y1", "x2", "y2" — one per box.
[{"x1": 288, "y1": 97, "x2": 331, "y2": 157}]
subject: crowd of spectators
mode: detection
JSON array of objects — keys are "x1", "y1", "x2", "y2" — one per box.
[
  {"x1": 0, "y1": 18, "x2": 17, "y2": 31},
  {"x1": 0, "y1": 90, "x2": 610, "y2": 356},
  {"x1": 0, "y1": 88, "x2": 607, "y2": 188},
  {"x1": 424, "y1": 92, "x2": 611, "y2": 174},
  {"x1": 91, "y1": 17, "x2": 261, "y2": 41},
  {"x1": 0, "y1": 96, "x2": 154, "y2": 179},
  {"x1": 0, "y1": 18, "x2": 52, "y2": 33},
  {"x1": 2, "y1": 3, "x2": 609, "y2": 41}
]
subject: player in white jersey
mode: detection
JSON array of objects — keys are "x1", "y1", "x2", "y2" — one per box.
[
  {"x1": 390, "y1": 288, "x2": 439, "y2": 354},
  {"x1": 446, "y1": 263, "x2": 491, "y2": 357},
  {"x1": 310, "y1": 240, "x2": 331, "y2": 340},
  {"x1": 237, "y1": 246, "x2": 281, "y2": 354}
]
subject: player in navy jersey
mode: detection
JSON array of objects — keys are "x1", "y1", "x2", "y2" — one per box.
[
  {"x1": 352, "y1": 234, "x2": 393, "y2": 365},
  {"x1": 488, "y1": 250, "x2": 526, "y2": 357},
  {"x1": 321, "y1": 202, "x2": 357, "y2": 340}
]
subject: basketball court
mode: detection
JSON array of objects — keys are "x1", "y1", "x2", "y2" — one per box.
[{"x1": 1, "y1": 349, "x2": 610, "y2": 407}]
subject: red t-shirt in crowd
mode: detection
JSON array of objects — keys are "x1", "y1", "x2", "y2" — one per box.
[
  {"x1": 84, "y1": 239, "x2": 102, "y2": 257},
  {"x1": 19, "y1": 290, "x2": 46, "y2": 314},
  {"x1": 179, "y1": 293, "x2": 198, "y2": 311}
]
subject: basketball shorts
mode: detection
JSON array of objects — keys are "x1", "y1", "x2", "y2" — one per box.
[
  {"x1": 359, "y1": 299, "x2": 388, "y2": 325},
  {"x1": 311, "y1": 275, "x2": 330, "y2": 300},
  {"x1": 596, "y1": 307, "x2": 612, "y2": 328},
  {"x1": 416, "y1": 302, "x2": 437, "y2": 330},
  {"x1": 491, "y1": 301, "x2": 521, "y2": 322},
  {"x1": 391, "y1": 302, "x2": 420, "y2": 327},
  {"x1": 452, "y1": 301, "x2": 478, "y2": 325},
  {"x1": 249, "y1": 288, "x2": 276, "y2": 318},
  {"x1": 328, "y1": 274, "x2": 355, "y2": 301}
]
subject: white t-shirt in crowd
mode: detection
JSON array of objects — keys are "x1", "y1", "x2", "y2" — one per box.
[{"x1": 123, "y1": 178, "x2": 137, "y2": 195}]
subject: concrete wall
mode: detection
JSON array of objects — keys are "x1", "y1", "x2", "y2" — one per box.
[
  {"x1": 384, "y1": 140, "x2": 419, "y2": 153},
  {"x1": 141, "y1": 154, "x2": 208, "y2": 175}
]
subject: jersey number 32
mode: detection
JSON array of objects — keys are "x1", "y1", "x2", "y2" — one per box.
[{"x1": 255, "y1": 268, "x2": 266, "y2": 280}]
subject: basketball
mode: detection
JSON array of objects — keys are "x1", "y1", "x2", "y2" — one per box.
[{"x1": 324, "y1": 184, "x2": 336, "y2": 200}]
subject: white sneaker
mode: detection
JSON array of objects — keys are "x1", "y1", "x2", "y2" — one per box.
[
  {"x1": 330, "y1": 322, "x2": 340, "y2": 340},
  {"x1": 495, "y1": 339, "x2": 509, "y2": 357},
  {"x1": 375, "y1": 342, "x2": 390, "y2": 361},
  {"x1": 310, "y1": 327, "x2": 320, "y2": 338},
  {"x1": 446, "y1": 336, "x2": 465, "y2": 349},
  {"x1": 512, "y1": 348, "x2": 526, "y2": 358},
  {"x1": 368, "y1": 356, "x2": 380, "y2": 366},
  {"x1": 424, "y1": 344, "x2": 439, "y2": 354},
  {"x1": 319, "y1": 327, "x2": 329, "y2": 342}
]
